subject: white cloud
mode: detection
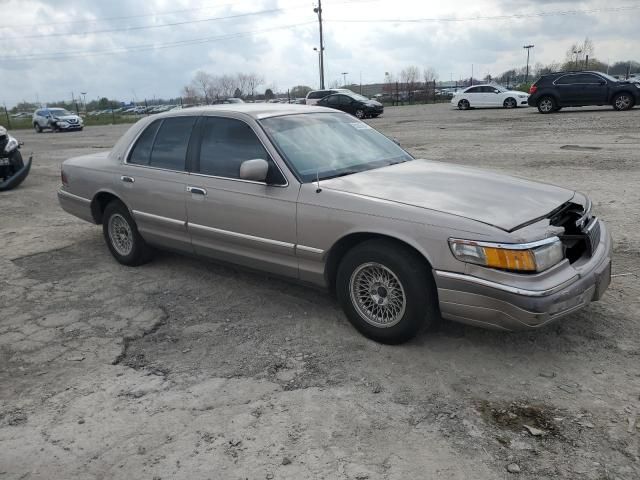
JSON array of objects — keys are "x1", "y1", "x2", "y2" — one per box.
[{"x1": 0, "y1": 0, "x2": 637, "y2": 106}]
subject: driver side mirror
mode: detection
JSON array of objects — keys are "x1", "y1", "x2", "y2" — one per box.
[{"x1": 239, "y1": 158, "x2": 269, "y2": 183}]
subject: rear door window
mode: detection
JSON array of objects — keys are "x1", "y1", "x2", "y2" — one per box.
[
  {"x1": 555, "y1": 75, "x2": 579, "y2": 85},
  {"x1": 465, "y1": 87, "x2": 481, "y2": 94},
  {"x1": 148, "y1": 117, "x2": 196, "y2": 170},
  {"x1": 129, "y1": 120, "x2": 161, "y2": 165}
]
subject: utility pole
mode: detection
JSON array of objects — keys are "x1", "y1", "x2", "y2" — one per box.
[
  {"x1": 471, "y1": 64, "x2": 473, "y2": 86},
  {"x1": 313, "y1": 48, "x2": 322, "y2": 88},
  {"x1": 573, "y1": 49, "x2": 582, "y2": 69},
  {"x1": 523, "y1": 44, "x2": 534, "y2": 83},
  {"x1": 314, "y1": 1, "x2": 325, "y2": 89},
  {"x1": 341, "y1": 72, "x2": 348, "y2": 87}
]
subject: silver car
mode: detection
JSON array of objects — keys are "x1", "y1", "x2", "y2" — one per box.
[
  {"x1": 58, "y1": 105, "x2": 612, "y2": 344},
  {"x1": 33, "y1": 107, "x2": 84, "y2": 132}
]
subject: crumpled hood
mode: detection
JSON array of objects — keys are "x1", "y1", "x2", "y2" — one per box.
[{"x1": 320, "y1": 159, "x2": 575, "y2": 232}]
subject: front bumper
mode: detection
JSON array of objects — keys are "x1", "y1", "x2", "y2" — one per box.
[{"x1": 434, "y1": 220, "x2": 612, "y2": 331}]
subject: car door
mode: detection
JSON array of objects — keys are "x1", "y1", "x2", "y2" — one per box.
[
  {"x1": 464, "y1": 86, "x2": 483, "y2": 106},
  {"x1": 118, "y1": 116, "x2": 195, "y2": 253},
  {"x1": 554, "y1": 74, "x2": 582, "y2": 105},
  {"x1": 579, "y1": 73, "x2": 608, "y2": 104},
  {"x1": 324, "y1": 94, "x2": 342, "y2": 112},
  {"x1": 486, "y1": 86, "x2": 503, "y2": 106},
  {"x1": 339, "y1": 95, "x2": 356, "y2": 114},
  {"x1": 185, "y1": 114, "x2": 299, "y2": 278}
]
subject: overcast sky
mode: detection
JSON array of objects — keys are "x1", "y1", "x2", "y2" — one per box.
[{"x1": 1, "y1": 0, "x2": 638, "y2": 107}]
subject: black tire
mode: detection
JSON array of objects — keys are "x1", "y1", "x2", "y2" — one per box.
[
  {"x1": 537, "y1": 96, "x2": 556, "y2": 114},
  {"x1": 102, "y1": 200, "x2": 153, "y2": 266},
  {"x1": 612, "y1": 92, "x2": 634, "y2": 111},
  {"x1": 503, "y1": 97, "x2": 517, "y2": 109},
  {"x1": 336, "y1": 239, "x2": 439, "y2": 344},
  {"x1": 34, "y1": 123, "x2": 42, "y2": 133},
  {"x1": 458, "y1": 99, "x2": 470, "y2": 110},
  {"x1": 355, "y1": 109, "x2": 365, "y2": 119}
]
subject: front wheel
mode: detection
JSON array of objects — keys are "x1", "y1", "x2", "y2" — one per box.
[
  {"x1": 503, "y1": 97, "x2": 517, "y2": 109},
  {"x1": 354, "y1": 109, "x2": 365, "y2": 119},
  {"x1": 34, "y1": 123, "x2": 42, "y2": 133},
  {"x1": 537, "y1": 96, "x2": 556, "y2": 114},
  {"x1": 336, "y1": 239, "x2": 439, "y2": 344},
  {"x1": 613, "y1": 93, "x2": 634, "y2": 111},
  {"x1": 102, "y1": 200, "x2": 153, "y2": 266},
  {"x1": 458, "y1": 99, "x2": 470, "y2": 110}
]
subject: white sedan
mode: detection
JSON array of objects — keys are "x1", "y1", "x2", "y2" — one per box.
[{"x1": 451, "y1": 85, "x2": 529, "y2": 110}]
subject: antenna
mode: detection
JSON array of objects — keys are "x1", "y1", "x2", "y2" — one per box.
[{"x1": 315, "y1": 168, "x2": 322, "y2": 193}]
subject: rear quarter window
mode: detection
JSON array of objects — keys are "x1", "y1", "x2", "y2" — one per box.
[{"x1": 128, "y1": 120, "x2": 161, "y2": 165}]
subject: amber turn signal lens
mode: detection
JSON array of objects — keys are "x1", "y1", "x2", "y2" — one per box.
[{"x1": 483, "y1": 246, "x2": 536, "y2": 271}]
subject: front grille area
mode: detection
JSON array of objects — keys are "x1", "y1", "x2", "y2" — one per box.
[{"x1": 549, "y1": 202, "x2": 597, "y2": 263}]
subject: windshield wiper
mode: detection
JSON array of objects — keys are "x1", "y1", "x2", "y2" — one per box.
[{"x1": 321, "y1": 169, "x2": 362, "y2": 180}]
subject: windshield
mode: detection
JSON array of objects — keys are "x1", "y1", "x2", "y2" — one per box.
[
  {"x1": 260, "y1": 112, "x2": 413, "y2": 182},
  {"x1": 348, "y1": 93, "x2": 371, "y2": 102},
  {"x1": 49, "y1": 108, "x2": 73, "y2": 116},
  {"x1": 598, "y1": 72, "x2": 620, "y2": 83}
]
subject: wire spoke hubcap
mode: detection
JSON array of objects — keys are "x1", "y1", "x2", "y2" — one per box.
[
  {"x1": 349, "y1": 262, "x2": 407, "y2": 328},
  {"x1": 108, "y1": 214, "x2": 133, "y2": 256}
]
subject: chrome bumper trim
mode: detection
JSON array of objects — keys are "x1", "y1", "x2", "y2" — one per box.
[
  {"x1": 58, "y1": 189, "x2": 90, "y2": 204},
  {"x1": 434, "y1": 270, "x2": 578, "y2": 297}
]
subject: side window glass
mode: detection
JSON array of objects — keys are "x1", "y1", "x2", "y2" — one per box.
[
  {"x1": 129, "y1": 120, "x2": 162, "y2": 165},
  {"x1": 577, "y1": 74, "x2": 599, "y2": 84},
  {"x1": 466, "y1": 87, "x2": 479, "y2": 94},
  {"x1": 327, "y1": 96, "x2": 340, "y2": 106},
  {"x1": 148, "y1": 117, "x2": 196, "y2": 170},
  {"x1": 340, "y1": 96, "x2": 352, "y2": 105},
  {"x1": 198, "y1": 117, "x2": 283, "y2": 184},
  {"x1": 556, "y1": 75, "x2": 577, "y2": 85}
]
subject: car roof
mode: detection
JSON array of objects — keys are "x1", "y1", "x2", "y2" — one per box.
[{"x1": 153, "y1": 103, "x2": 331, "y2": 120}]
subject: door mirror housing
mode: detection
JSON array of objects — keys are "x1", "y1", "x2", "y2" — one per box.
[{"x1": 239, "y1": 158, "x2": 269, "y2": 183}]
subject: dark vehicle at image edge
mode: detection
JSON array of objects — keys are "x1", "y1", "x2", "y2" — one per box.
[
  {"x1": 317, "y1": 92, "x2": 384, "y2": 119},
  {"x1": 528, "y1": 71, "x2": 639, "y2": 113}
]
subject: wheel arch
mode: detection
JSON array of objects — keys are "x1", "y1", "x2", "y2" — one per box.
[
  {"x1": 612, "y1": 90, "x2": 636, "y2": 104},
  {"x1": 324, "y1": 231, "x2": 435, "y2": 293},
  {"x1": 90, "y1": 189, "x2": 129, "y2": 224}
]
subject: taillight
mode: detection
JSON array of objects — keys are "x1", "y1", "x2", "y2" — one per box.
[
  {"x1": 61, "y1": 169, "x2": 69, "y2": 187},
  {"x1": 529, "y1": 85, "x2": 538, "y2": 94}
]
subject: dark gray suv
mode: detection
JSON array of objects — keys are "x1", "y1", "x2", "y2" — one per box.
[{"x1": 528, "y1": 71, "x2": 639, "y2": 113}]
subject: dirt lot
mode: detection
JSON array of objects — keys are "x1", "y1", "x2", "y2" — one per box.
[{"x1": 1, "y1": 104, "x2": 639, "y2": 479}]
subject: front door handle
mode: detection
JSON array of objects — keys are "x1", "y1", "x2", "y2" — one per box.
[
  {"x1": 187, "y1": 186, "x2": 207, "y2": 196},
  {"x1": 121, "y1": 175, "x2": 135, "y2": 183}
]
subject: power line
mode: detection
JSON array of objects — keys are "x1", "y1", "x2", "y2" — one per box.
[
  {"x1": 324, "y1": 5, "x2": 640, "y2": 23},
  {"x1": 0, "y1": 22, "x2": 317, "y2": 62},
  {"x1": 0, "y1": 1, "x2": 243, "y2": 30},
  {"x1": 1, "y1": 7, "x2": 295, "y2": 40}
]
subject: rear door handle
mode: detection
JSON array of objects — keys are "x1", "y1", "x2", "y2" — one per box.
[
  {"x1": 121, "y1": 175, "x2": 135, "y2": 183},
  {"x1": 187, "y1": 186, "x2": 207, "y2": 196}
]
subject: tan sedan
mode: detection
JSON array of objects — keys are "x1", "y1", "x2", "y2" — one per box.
[{"x1": 58, "y1": 105, "x2": 612, "y2": 344}]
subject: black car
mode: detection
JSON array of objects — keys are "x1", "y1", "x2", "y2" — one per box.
[
  {"x1": 528, "y1": 71, "x2": 639, "y2": 113},
  {"x1": 317, "y1": 93, "x2": 383, "y2": 119}
]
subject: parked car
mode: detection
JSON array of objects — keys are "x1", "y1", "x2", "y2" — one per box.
[
  {"x1": 305, "y1": 88, "x2": 353, "y2": 105},
  {"x1": 528, "y1": 71, "x2": 639, "y2": 113},
  {"x1": 57, "y1": 104, "x2": 612, "y2": 344},
  {"x1": 33, "y1": 108, "x2": 83, "y2": 132},
  {"x1": 451, "y1": 85, "x2": 529, "y2": 110},
  {"x1": 317, "y1": 92, "x2": 383, "y2": 118}
]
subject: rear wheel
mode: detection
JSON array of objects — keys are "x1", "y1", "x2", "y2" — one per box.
[
  {"x1": 537, "y1": 96, "x2": 556, "y2": 114},
  {"x1": 612, "y1": 93, "x2": 634, "y2": 111},
  {"x1": 336, "y1": 239, "x2": 439, "y2": 344},
  {"x1": 102, "y1": 200, "x2": 153, "y2": 266},
  {"x1": 458, "y1": 99, "x2": 470, "y2": 110},
  {"x1": 503, "y1": 97, "x2": 517, "y2": 109}
]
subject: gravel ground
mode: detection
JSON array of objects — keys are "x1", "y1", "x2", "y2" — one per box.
[{"x1": 1, "y1": 104, "x2": 639, "y2": 480}]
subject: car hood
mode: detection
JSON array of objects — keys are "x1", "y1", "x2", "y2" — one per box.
[
  {"x1": 320, "y1": 159, "x2": 575, "y2": 232},
  {"x1": 365, "y1": 100, "x2": 383, "y2": 107},
  {"x1": 55, "y1": 115, "x2": 81, "y2": 121}
]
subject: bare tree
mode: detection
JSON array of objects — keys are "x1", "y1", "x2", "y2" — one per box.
[
  {"x1": 423, "y1": 66, "x2": 438, "y2": 85},
  {"x1": 181, "y1": 85, "x2": 199, "y2": 104},
  {"x1": 191, "y1": 71, "x2": 212, "y2": 104},
  {"x1": 400, "y1": 66, "x2": 420, "y2": 101},
  {"x1": 246, "y1": 73, "x2": 264, "y2": 99},
  {"x1": 565, "y1": 37, "x2": 595, "y2": 69},
  {"x1": 219, "y1": 75, "x2": 236, "y2": 98}
]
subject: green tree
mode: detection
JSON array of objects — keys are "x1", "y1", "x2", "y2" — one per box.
[{"x1": 264, "y1": 88, "x2": 274, "y2": 100}]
